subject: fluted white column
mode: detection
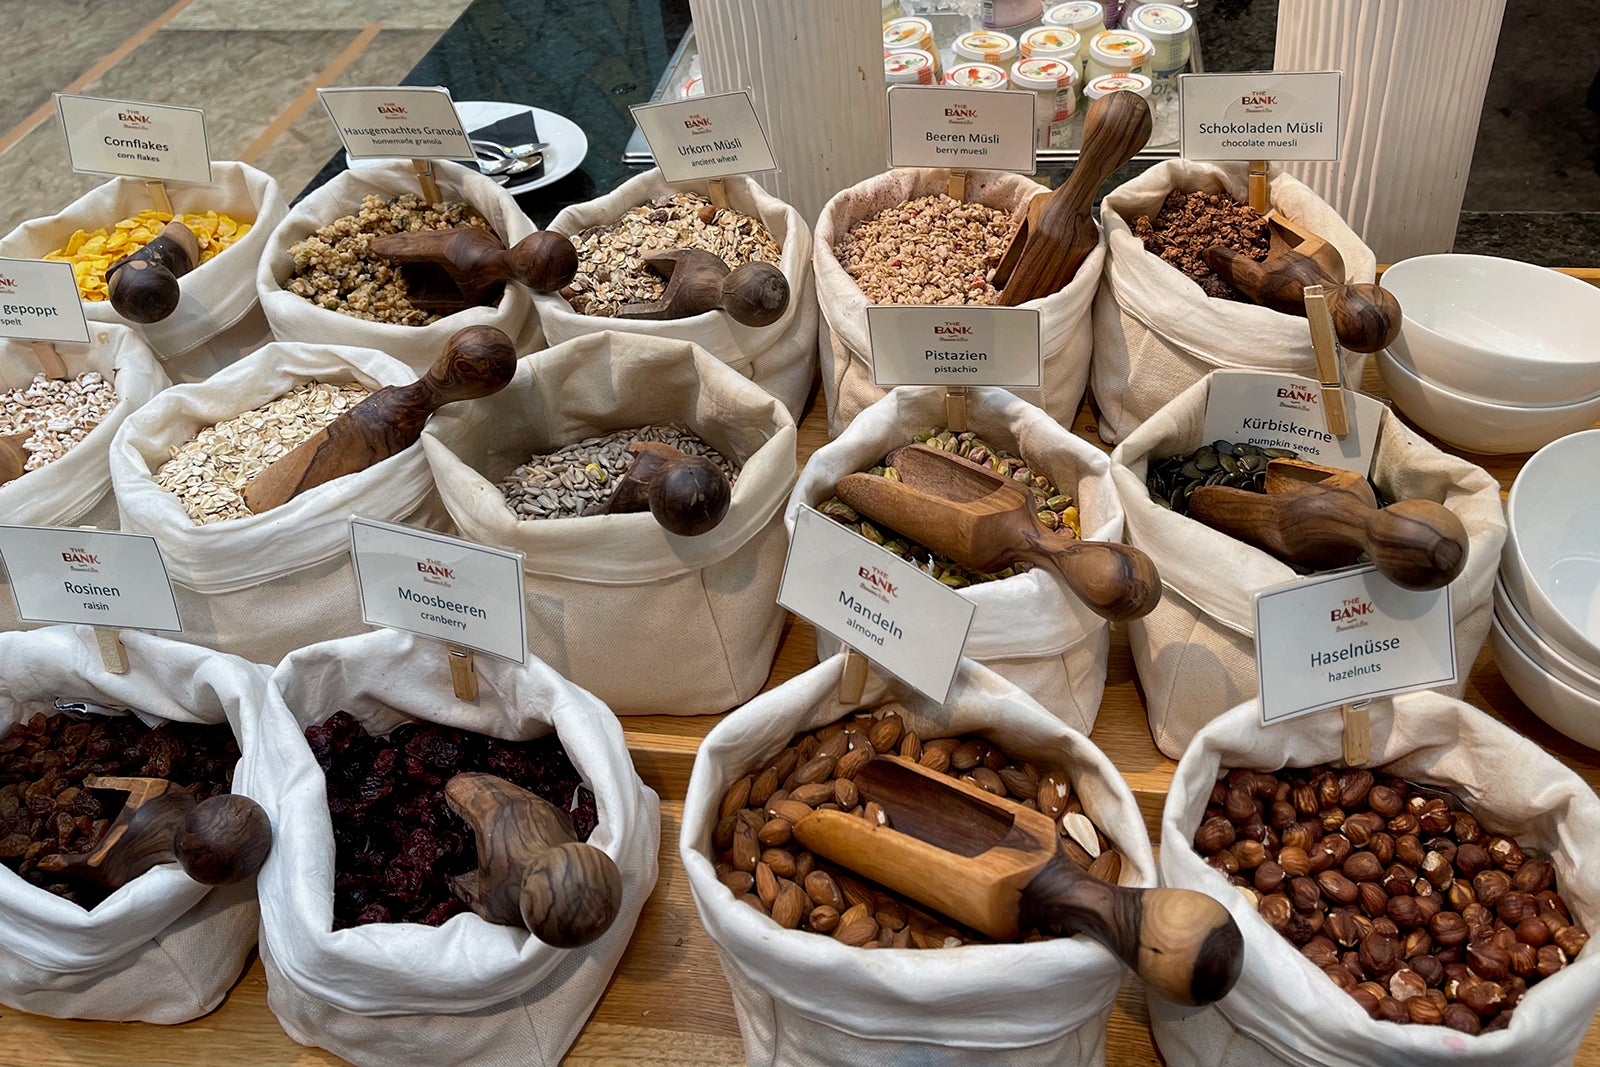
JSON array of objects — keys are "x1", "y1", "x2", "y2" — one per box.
[
  {"x1": 1274, "y1": 0, "x2": 1506, "y2": 263},
  {"x1": 689, "y1": 0, "x2": 890, "y2": 223}
]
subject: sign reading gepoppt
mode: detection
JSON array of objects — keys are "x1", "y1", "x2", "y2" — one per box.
[
  {"x1": 55, "y1": 94, "x2": 212, "y2": 184},
  {"x1": 0, "y1": 258, "x2": 91, "y2": 344},
  {"x1": 1179, "y1": 71, "x2": 1342, "y2": 161},
  {"x1": 318, "y1": 86, "x2": 475, "y2": 160}
]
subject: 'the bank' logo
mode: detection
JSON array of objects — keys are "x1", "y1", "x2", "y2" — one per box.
[
  {"x1": 934, "y1": 321, "x2": 972, "y2": 337},
  {"x1": 944, "y1": 103, "x2": 978, "y2": 123},
  {"x1": 62, "y1": 547, "x2": 101, "y2": 573},
  {"x1": 858, "y1": 564, "x2": 898, "y2": 604},
  {"x1": 1275, "y1": 383, "x2": 1319, "y2": 412},
  {"x1": 118, "y1": 109, "x2": 152, "y2": 130},
  {"x1": 0, "y1": 274, "x2": 16, "y2": 295},
  {"x1": 1241, "y1": 91, "x2": 1278, "y2": 114},
  {"x1": 377, "y1": 102, "x2": 408, "y2": 118},
  {"x1": 683, "y1": 113, "x2": 713, "y2": 133},
  {"x1": 1331, "y1": 595, "x2": 1373, "y2": 632},
  {"x1": 416, "y1": 558, "x2": 454, "y2": 586}
]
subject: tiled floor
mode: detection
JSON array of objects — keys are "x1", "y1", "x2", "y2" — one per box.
[{"x1": 0, "y1": 0, "x2": 471, "y2": 234}]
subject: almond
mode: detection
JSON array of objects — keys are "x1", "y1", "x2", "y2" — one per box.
[
  {"x1": 1062, "y1": 837, "x2": 1094, "y2": 870},
  {"x1": 1088, "y1": 850, "x2": 1122, "y2": 884},
  {"x1": 732, "y1": 818, "x2": 759, "y2": 871},
  {"x1": 765, "y1": 747, "x2": 799, "y2": 783},
  {"x1": 864, "y1": 801, "x2": 890, "y2": 828},
  {"x1": 1038, "y1": 771, "x2": 1072, "y2": 818},
  {"x1": 952, "y1": 739, "x2": 987, "y2": 771},
  {"x1": 868, "y1": 713, "x2": 904, "y2": 753},
  {"x1": 788, "y1": 782, "x2": 834, "y2": 807},
  {"x1": 808, "y1": 905, "x2": 840, "y2": 933},
  {"x1": 762, "y1": 848, "x2": 797, "y2": 879},
  {"x1": 838, "y1": 874, "x2": 876, "y2": 911},
  {"x1": 835, "y1": 903, "x2": 878, "y2": 946},
  {"x1": 969, "y1": 767, "x2": 1005, "y2": 796},
  {"x1": 999, "y1": 766, "x2": 1038, "y2": 799},
  {"x1": 758, "y1": 817, "x2": 792, "y2": 847},
  {"x1": 875, "y1": 897, "x2": 907, "y2": 931},
  {"x1": 720, "y1": 776, "x2": 752, "y2": 820},
  {"x1": 816, "y1": 730, "x2": 850, "y2": 762},
  {"x1": 713, "y1": 813, "x2": 738, "y2": 851},
  {"x1": 919, "y1": 747, "x2": 951, "y2": 773},
  {"x1": 805, "y1": 870, "x2": 846, "y2": 910},
  {"x1": 749, "y1": 766, "x2": 781, "y2": 806},
  {"x1": 790, "y1": 754, "x2": 836, "y2": 787},
  {"x1": 772, "y1": 881, "x2": 807, "y2": 929},
  {"x1": 755, "y1": 862, "x2": 778, "y2": 907},
  {"x1": 768, "y1": 799, "x2": 813, "y2": 826},
  {"x1": 720, "y1": 869, "x2": 754, "y2": 895},
  {"x1": 835, "y1": 746, "x2": 874, "y2": 779},
  {"x1": 898, "y1": 731, "x2": 923, "y2": 763},
  {"x1": 834, "y1": 778, "x2": 858, "y2": 809},
  {"x1": 794, "y1": 851, "x2": 815, "y2": 882}
]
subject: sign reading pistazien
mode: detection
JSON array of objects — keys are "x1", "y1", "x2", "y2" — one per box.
[
  {"x1": 630, "y1": 90, "x2": 778, "y2": 184},
  {"x1": 867, "y1": 305, "x2": 1042, "y2": 388}
]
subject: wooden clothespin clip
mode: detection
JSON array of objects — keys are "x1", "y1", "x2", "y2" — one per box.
[
  {"x1": 1303, "y1": 284, "x2": 1350, "y2": 436},
  {"x1": 77, "y1": 524, "x2": 127, "y2": 673},
  {"x1": 1247, "y1": 160, "x2": 1269, "y2": 215},
  {"x1": 1341, "y1": 700, "x2": 1372, "y2": 766},
  {"x1": 836, "y1": 646, "x2": 869, "y2": 704},
  {"x1": 411, "y1": 159, "x2": 441, "y2": 205},
  {"x1": 944, "y1": 386, "x2": 969, "y2": 432},
  {"x1": 706, "y1": 177, "x2": 730, "y2": 211},
  {"x1": 448, "y1": 644, "x2": 479, "y2": 702},
  {"x1": 30, "y1": 341, "x2": 68, "y2": 380},
  {"x1": 948, "y1": 169, "x2": 969, "y2": 201},
  {"x1": 145, "y1": 179, "x2": 173, "y2": 215}
]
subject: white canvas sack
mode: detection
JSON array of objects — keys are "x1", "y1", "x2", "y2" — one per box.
[
  {"x1": 109, "y1": 341, "x2": 459, "y2": 665},
  {"x1": 1091, "y1": 160, "x2": 1376, "y2": 444},
  {"x1": 788, "y1": 385, "x2": 1120, "y2": 734},
  {"x1": 1109, "y1": 375, "x2": 1505, "y2": 757},
  {"x1": 682, "y1": 653, "x2": 1155, "y2": 1067},
  {"x1": 530, "y1": 169, "x2": 817, "y2": 420},
  {"x1": 0, "y1": 625, "x2": 268, "y2": 1022},
  {"x1": 0, "y1": 162, "x2": 286, "y2": 383},
  {"x1": 0, "y1": 327, "x2": 168, "y2": 632},
  {"x1": 1154, "y1": 693, "x2": 1600, "y2": 1067},
  {"x1": 421, "y1": 330, "x2": 797, "y2": 715},
  {"x1": 813, "y1": 167, "x2": 1103, "y2": 437},
  {"x1": 258, "y1": 160, "x2": 539, "y2": 372},
  {"x1": 249, "y1": 629, "x2": 660, "y2": 1067}
]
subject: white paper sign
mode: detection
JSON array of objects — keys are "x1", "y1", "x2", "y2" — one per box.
[
  {"x1": 630, "y1": 90, "x2": 778, "y2": 183},
  {"x1": 318, "y1": 86, "x2": 474, "y2": 160},
  {"x1": 1203, "y1": 370, "x2": 1384, "y2": 475},
  {"x1": 779, "y1": 506, "x2": 976, "y2": 703},
  {"x1": 349, "y1": 518, "x2": 527, "y2": 663},
  {"x1": 55, "y1": 94, "x2": 212, "y2": 185},
  {"x1": 1179, "y1": 71, "x2": 1342, "y2": 161},
  {"x1": 887, "y1": 86, "x2": 1036, "y2": 172},
  {"x1": 0, "y1": 258, "x2": 91, "y2": 343},
  {"x1": 868, "y1": 305, "x2": 1042, "y2": 388},
  {"x1": 1255, "y1": 566, "x2": 1456, "y2": 726},
  {"x1": 0, "y1": 525, "x2": 180, "y2": 631}
]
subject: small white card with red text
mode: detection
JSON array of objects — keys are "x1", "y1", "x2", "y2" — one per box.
[
  {"x1": 318, "y1": 86, "x2": 474, "y2": 160},
  {"x1": 631, "y1": 90, "x2": 777, "y2": 183}
]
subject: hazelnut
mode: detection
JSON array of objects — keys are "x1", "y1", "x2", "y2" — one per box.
[
  {"x1": 1349, "y1": 986, "x2": 1381, "y2": 1018},
  {"x1": 1316, "y1": 772, "x2": 1341, "y2": 810},
  {"x1": 1455, "y1": 842, "x2": 1491, "y2": 877},
  {"x1": 1359, "y1": 881, "x2": 1391, "y2": 918},
  {"x1": 1321, "y1": 809, "x2": 1348, "y2": 832},
  {"x1": 1387, "y1": 812, "x2": 1421, "y2": 836},
  {"x1": 1539, "y1": 901, "x2": 1572, "y2": 936},
  {"x1": 1270, "y1": 799, "x2": 1298, "y2": 829},
  {"x1": 1510, "y1": 942, "x2": 1539, "y2": 978},
  {"x1": 1423, "y1": 837, "x2": 1457, "y2": 866},
  {"x1": 1430, "y1": 911, "x2": 1469, "y2": 946},
  {"x1": 1232, "y1": 838, "x2": 1267, "y2": 870},
  {"x1": 1459, "y1": 975, "x2": 1505, "y2": 1016},
  {"x1": 1255, "y1": 860, "x2": 1286, "y2": 894},
  {"x1": 1289, "y1": 876, "x2": 1324, "y2": 912},
  {"x1": 1503, "y1": 974, "x2": 1529, "y2": 1009},
  {"x1": 1536, "y1": 944, "x2": 1567, "y2": 978},
  {"x1": 1280, "y1": 823, "x2": 1314, "y2": 851},
  {"x1": 1420, "y1": 851, "x2": 1453, "y2": 889},
  {"x1": 1302, "y1": 934, "x2": 1339, "y2": 968},
  {"x1": 1514, "y1": 916, "x2": 1551, "y2": 948},
  {"x1": 1322, "y1": 964, "x2": 1357, "y2": 991},
  {"x1": 1403, "y1": 929, "x2": 1434, "y2": 960},
  {"x1": 1382, "y1": 864, "x2": 1418, "y2": 898},
  {"x1": 1293, "y1": 783, "x2": 1319, "y2": 816},
  {"x1": 1258, "y1": 892, "x2": 1294, "y2": 933},
  {"x1": 1487, "y1": 836, "x2": 1526, "y2": 872},
  {"x1": 1512, "y1": 857, "x2": 1555, "y2": 895},
  {"x1": 1406, "y1": 997, "x2": 1444, "y2": 1025},
  {"x1": 1536, "y1": 890, "x2": 1571, "y2": 922},
  {"x1": 1337, "y1": 769, "x2": 1374, "y2": 810},
  {"x1": 1368, "y1": 785, "x2": 1403, "y2": 818},
  {"x1": 1395, "y1": 834, "x2": 1425, "y2": 868},
  {"x1": 1343, "y1": 851, "x2": 1384, "y2": 883},
  {"x1": 1326, "y1": 909, "x2": 1363, "y2": 948},
  {"x1": 1447, "y1": 878, "x2": 1476, "y2": 912},
  {"x1": 1468, "y1": 939, "x2": 1512, "y2": 981},
  {"x1": 1286, "y1": 911, "x2": 1317, "y2": 945},
  {"x1": 1442, "y1": 1003, "x2": 1481, "y2": 1034},
  {"x1": 1553, "y1": 924, "x2": 1590, "y2": 959},
  {"x1": 1359, "y1": 929, "x2": 1401, "y2": 978},
  {"x1": 1194, "y1": 816, "x2": 1236, "y2": 854},
  {"x1": 1206, "y1": 851, "x2": 1241, "y2": 876},
  {"x1": 1452, "y1": 811, "x2": 1483, "y2": 844},
  {"x1": 1318, "y1": 870, "x2": 1360, "y2": 906},
  {"x1": 1224, "y1": 786, "x2": 1257, "y2": 824},
  {"x1": 1277, "y1": 845, "x2": 1312, "y2": 877},
  {"x1": 1496, "y1": 890, "x2": 1539, "y2": 925},
  {"x1": 1389, "y1": 968, "x2": 1426, "y2": 1001},
  {"x1": 1418, "y1": 799, "x2": 1452, "y2": 835},
  {"x1": 1369, "y1": 832, "x2": 1396, "y2": 866},
  {"x1": 1342, "y1": 811, "x2": 1379, "y2": 847},
  {"x1": 1415, "y1": 894, "x2": 1443, "y2": 925},
  {"x1": 1372, "y1": 918, "x2": 1400, "y2": 938},
  {"x1": 1411, "y1": 953, "x2": 1444, "y2": 987},
  {"x1": 1473, "y1": 869, "x2": 1513, "y2": 910},
  {"x1": 1357, "y1": 979, "x2": 1387, "y2": 1001},
  {"x1": 1387, "y1": 895, "x2": 1424, "y2": 930},
  {"x1": 1376, "y1": 996, "x2": 1409, "y2": 1024}
]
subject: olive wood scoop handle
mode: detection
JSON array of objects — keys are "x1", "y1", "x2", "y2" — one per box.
[
  {"x1": 1204, "y1": 241, "x2": 1401, "y2": 354},
  {"x1": 833, "y1": 444, "x2": 1160, "y2": 621},
  {"x1": 579, "y1": 441, "x2": 732, "y2": 537},
  {"x1": 1187, "y1": 458, "x2": 1467, "y2": 590},
  {"x1": 35, "y1": 776, "x2": 272, "y2": 891},
  {"x1": 244, "y1": 325, "x2": 517, "y2": 514},
  {"x1": 368, "y1": 229, "x2": 579, "y2": 312},
  {"x1": 445, "y1": 772, "x2": 622, "y2": 947},
  {"x1": 616, "y1": 248, "x2": 790, "y2": 327},
  {"x1": 0, "y1": 432, "x2": 29, "y2": 487},
  {"x1": 996, "y1": 90, "x2": 1152, "y2": 304},
  {"x1": 791, "y1": 756, "x2": 1244, "y2": 1005},
  {"x1": 106, "y1": 221, "x2": 199, "y2": 324}
]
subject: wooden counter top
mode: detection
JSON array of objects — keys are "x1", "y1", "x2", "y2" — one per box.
[{"x1": 3, "y1": 333, "x2": 1598, "y2": 1066}]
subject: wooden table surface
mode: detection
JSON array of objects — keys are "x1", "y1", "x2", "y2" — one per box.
[{"x1": 4, "y1": 303, "x2": 1600, "y2": 1065}]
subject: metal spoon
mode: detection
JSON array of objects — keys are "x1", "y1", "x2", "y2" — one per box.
[{"x1": 472, "y1": 137, "x2": 550, "y2": 159}]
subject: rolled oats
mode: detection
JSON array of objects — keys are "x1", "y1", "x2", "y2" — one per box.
[
  {"x1": 285, "y1": 194, "x2": 492, "y2": 326},
  {"x1": 154, "y1": 381, "x2": 369, "y2": 524},
  {"x1": 835, "y1": 194, "x2": 1017, "y2": 306},
  {"x1": 0, "y1": 373, "x2": 118, "y2": 471},
  {"x1": 561, "y1": 193, "x2": 781, "y2": 317}
]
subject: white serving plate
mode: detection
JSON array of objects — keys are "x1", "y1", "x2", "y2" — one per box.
[{"x1": 347, "y1": 101, "x2": 588, "y2": 196}]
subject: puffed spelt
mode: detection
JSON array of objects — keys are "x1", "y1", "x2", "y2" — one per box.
[{"x1": 0, "y1": 372, "x2": 118, "y2": 469}]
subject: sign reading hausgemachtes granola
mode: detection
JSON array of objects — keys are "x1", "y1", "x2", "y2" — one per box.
[{"x1": 318, "y1": 86, "x2": 475, "y2": 160}]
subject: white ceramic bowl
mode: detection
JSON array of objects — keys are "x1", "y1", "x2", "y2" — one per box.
[
  {"x1": 1502, "y1": 429, "x2": 1600, "y2": 670},
  {"x1": 1490, "y1": 612, "x2": 1600, "y2": 751},
  {"x1": 1383, "y1": 254, "x2": 1600, "y2": 406},
  {"x1": 1377, "y1": 348, "x2": 1600, "y2": 455},
  {"x1": 1494, "y1": 572, "x2": 1600, "y2": 698}
]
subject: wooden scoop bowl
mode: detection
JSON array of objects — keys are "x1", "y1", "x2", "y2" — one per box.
[
  {"x1": 834, "y1": 444, "x2": 1160, "y2": 621},
  {"x1": 992, "y1": 90, "x2": 1153, "y2": 304},
  {"x1": 0, "y1": 431, "x2": 29, "y2": 487},
  {"x1": 368, "y1": 228, "x2": 579, "y2": 313},
  {"x1": 1204, "y1": 217, "x2": 1401, "y2": 354},
  {"x1": 1187, "y1": 458, "x2": 1467, "y2": 590},
  {"x1": 617, "y1": 249, "x2": 790, "y2": 327},
  {"x1": 244, "y1": 325, "x2": 517, "y2": 513},
  {"x1": 35, "y1": 776, "x2": 272, "y2": 892},
  {"x1": 790, "y1": 755, "x2": 1244, "y2": 1005},
  {"x1": 580, "y1": 441, "x2": 732, "y2": 536},
  {"x1": 106, "y1": 220, "x2": 199, "y2": 324},
  {"x1": 445, "y1": 772, "x2": 622, "y2": 948}
]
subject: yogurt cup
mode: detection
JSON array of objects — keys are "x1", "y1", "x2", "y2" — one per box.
[
  {"x1": 1083, "y1": 70, "x2": 1153, "y2": 100},
  {"x1": 1086, "y1": 28, "x2": 1152, "y2": 79},
  {"x1": 1127, "y1": 3, "x2": 1194, "y2": 78},
  {"x1": 945, "y1": 62, "x2": 1012, "y2": 90},
  {"x1": 954, "y1": 30, "x2": 1020, "y2": 67},
  {"x1": 885, "y1": 48, "x2": 938, "y2": 85}
]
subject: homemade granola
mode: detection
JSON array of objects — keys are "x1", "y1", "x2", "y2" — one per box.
[
  {"x1": 835, "y1": 194, "x2": 1017, "y2": 305},
  {"x1": 0, "y1": 373, "x2": 117, "y2": 471},
  {"x1": 285, "y1": 194, "x2": 493, "y2": 326},
  {"x1": 561, "y1": 193, "x2": 781, "y2": 316}
]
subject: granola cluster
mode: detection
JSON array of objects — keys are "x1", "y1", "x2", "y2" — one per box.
[
  {"x1": 1131, "y1": 189, "x2": 1270, "y2": 300},
  {"x1": 835, "y1": 194, "x2": 1017, "y2": 306}
]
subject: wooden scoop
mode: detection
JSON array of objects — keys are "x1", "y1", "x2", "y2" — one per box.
[
  {"x1": 244, "y1": 325, "x2": 517, "y2": 513},
  {"x1": 445, "y1": 772, "x2": 622, "y2": 948},
  {"x1": 992, "y1": 90, "x2": 1153, "y2": 304},
  {"x1": 105, "y1": 220, "x2": 199, "y2": 324},
  {"x1": 1187, "y1": 458, "x2": 1467, "y2": 590},
  {"x1": 35, "y1": 776, "x2": 272, "y2": 892},
  {"x1": 616, "y1": 249, "x2": 790, "y2": 327},
  {"x1": 791, "y1": 756, "x2": 1244, "y2": 1005},
  {"x1": 1204, "y1": 218, "x2": 1401, "y2": 353},
  {"x1": 580, "y1": 441, "x2": 732, "y2": 536},
  {"x1": 0, "y1": 432, "x2": 29, "y2": 487},
  {"x1": 368, "y1": 228, "x2": 579, "y2": 313},
  {"x1": 834, "y1": 444, "x2": 1160, "y2": 621}
]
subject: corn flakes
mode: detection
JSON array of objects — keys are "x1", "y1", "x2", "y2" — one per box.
[{"x1": 44, "y1": 209, "x2": 253, "y2": 301}]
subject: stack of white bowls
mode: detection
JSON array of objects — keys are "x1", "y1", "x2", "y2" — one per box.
[
  {"x1": 1377, "y1": 254, "x2": 1600, "y2": 455},
  {"x1": 1493, "y1": 430, "x2": 1600, "y2": 749}
]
